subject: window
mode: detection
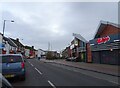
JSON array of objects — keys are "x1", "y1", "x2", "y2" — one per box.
[{"x1": 1, "y1": 55, "x2": 22, "y2": 63}]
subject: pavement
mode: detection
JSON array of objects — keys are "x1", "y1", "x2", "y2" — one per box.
[
  {"x1": 9, "y1": 59, "x2": 118, "y2": 87},
  {"x1": 40, "y1": 59, "x2": 119, "y2": 77}
]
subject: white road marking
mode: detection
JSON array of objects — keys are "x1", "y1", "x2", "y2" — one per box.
[
  {"x1": 28, "y1": 61, "x2": 31, "y2": 64},
  {"x1": 31, "y1": 63, "x2": 34, "y2": 67},
  {"x1": 35, "y1": 67, "x2": 42, "y2": 75},
  {"x1": 48, "y1": 80, "x2": 56, "y2": 88},
  {"x1": 28, "y1": 61, "x2": 34, "y2": 67}
]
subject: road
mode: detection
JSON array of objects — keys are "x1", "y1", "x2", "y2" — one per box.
[{"x1": 8, "y1": 59, "x2": 118, "y2": 87}]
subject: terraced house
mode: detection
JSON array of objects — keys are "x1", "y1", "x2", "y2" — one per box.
[
  {"x1": 10, "y1": 38, "x2": 25, "y2": 55},
  {"x1": 25, "y1": 46, "x2": 36, "y2": 59},
  {"x1": 2, "y1": 37, "x2": 17, "y2": 54}
]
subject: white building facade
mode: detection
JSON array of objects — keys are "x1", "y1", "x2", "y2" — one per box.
[{"x1": 37, "y1": 49, "x2": 46, "y2": 58}]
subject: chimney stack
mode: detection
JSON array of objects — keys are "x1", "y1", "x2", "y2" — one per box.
[
  {"x1": 32, "y1": 46, "x2": 34, "y2": 49},
  {"x1": 16, "y1": 38, "x2": 19, "y2": 42}
]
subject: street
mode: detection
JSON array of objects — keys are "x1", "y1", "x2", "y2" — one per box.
[
  {"x1": 8, "y1": 59, "x2": 118, "y2": 87},
  {"x1": 1, "y1": 2, "x2": 119, "y2": 88}
]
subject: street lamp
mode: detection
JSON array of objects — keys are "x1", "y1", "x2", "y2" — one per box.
[{"x1": 3, "y1": 20, "x2": 14, "y2": 37}]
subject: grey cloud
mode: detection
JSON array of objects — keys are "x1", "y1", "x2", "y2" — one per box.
[{"x1": 1, "y1": 2, "x2": 118, "y2": 51}]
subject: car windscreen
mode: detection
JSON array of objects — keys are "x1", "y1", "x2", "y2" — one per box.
[{"x1": 1, "y1": 56, "x2": 22, "y2": 63}]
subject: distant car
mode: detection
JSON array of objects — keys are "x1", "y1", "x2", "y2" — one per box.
[
  {"x1": 30, "y1": 56, "x2": 34, "y2": 59},
  {"x1": 0, "y1": 73, "x2": 13, "y2": 88},
  {"x1": 0, "y1": 54, "x2": 26, "y2": 81},
  {"x1": 66, "y1": 57, "x2": 80, "y2": 62},
  {"x1": 66, "y1": 57, "x2": 76, "y2": 61},
  {"x1": 66, "y1": 57, "x2": 71, "y2": 61}
]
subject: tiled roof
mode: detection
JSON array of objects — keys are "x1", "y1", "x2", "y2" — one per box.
[
  {"x1": 25, "y1": 45, "x2": 36, "y2": 51},
  {"x1": 10, "y1": 38, "x2": 24, "y2": 47},
  {"x1": 25, "y1": 46, "x2": 32, "y2": 49},
  {"x1": 3, "y1": 37, "x2": 17, "y2": 47}
]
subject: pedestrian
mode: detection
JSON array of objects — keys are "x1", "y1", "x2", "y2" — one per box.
[{"x1": 38, "y1": 57, "x2": 40, "y2": 60}]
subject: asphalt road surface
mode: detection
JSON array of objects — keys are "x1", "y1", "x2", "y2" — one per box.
[{"x1": 8, "y1": 59, "x2": 118, "y2": 87}]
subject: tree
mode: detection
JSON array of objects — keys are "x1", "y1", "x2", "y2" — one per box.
[{"x1": 46, "y1": 51, "x2": 53, "y2": 60}]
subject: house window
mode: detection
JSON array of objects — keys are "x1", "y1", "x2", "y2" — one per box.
[
  {"x1": 80, "y1": 42, "x2": 85, "y2": 47},
  {"x1": 83, "y1": 42, "x2": 86, "y2": 47},
  {"x1": 97, "y1": 35, "x2": 100, "y2": 38}
]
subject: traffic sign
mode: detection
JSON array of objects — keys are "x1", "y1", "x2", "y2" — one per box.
[{"x1": 0, "y1": 43, "x2": 5, "y2": 49}]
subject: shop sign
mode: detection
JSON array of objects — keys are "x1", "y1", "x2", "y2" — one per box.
[
  {"x1": 0, "y1": 43, "x2": 5, "y2": 49},
  {"x1": 70, "y1": 44, "x2": 74, "y2": 49},
  {"x1": 74, "y1": 39, "x2": 78, "y2": 46},
  {"x1": 97, "y1": 36, "x2": 110, "y2": 44}
]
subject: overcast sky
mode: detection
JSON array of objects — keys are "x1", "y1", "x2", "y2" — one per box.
[{"x1": 0, "y1": 2, "x2": 118, "y2": 51}]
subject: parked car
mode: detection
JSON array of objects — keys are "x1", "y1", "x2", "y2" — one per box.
[
  {"x1": 65, "y1": 57, "x2": 70, "y2": 61},
  {"x1": 66, "y1": 57, "x2": 76, "y2": 61},
  {"x1": 0, "y1": 54, "x2": 26, "y2": 81},
  {"x1": 66, "y1": 57, "x2": 81, "y2": 62},
  {"x1": 0, "y1": 73, "x2": 13, "y2": 88},
  {"x1": 73, "y1": 57, "x2": 81, "y2": 62}
]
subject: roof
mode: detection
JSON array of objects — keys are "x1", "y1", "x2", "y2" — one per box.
[
  {"x1": 25, "y1": 46, "x2": 32, "y2": 49},
  {"x1": 0, "y1": 33, "x2": 3, "y2": 35},
  {"x1": 10, "y1": 38, "x2": 24, "y2": 47},
  {"x1": 38, "y1": 49, "x2": 45, "y2": 52},
  {"x1": 25, "y1": 45, "x2": 36, "y2": 51},
  {"x1": 0, "y1": 54, "x2": 22, "y2": 56},
  {"x1": 46, "y1": 50, "x2": 57, "y2": 53},
  {"x1": 94, "y1": 21, "x2": 120, "y2": 38},
  {"x1": 3, "y1": 37, "x2": 17, "y2": 47},
  {"x1": 73, "y1": 33, "x2": 88, "y2": 43}
]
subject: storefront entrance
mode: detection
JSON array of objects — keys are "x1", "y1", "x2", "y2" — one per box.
[
  {"x1": 92, "y1": 51, "x2": 101, "y2": 63},
  {"x1": 101, "y1": 50, "x2": 119, "y2": 65},
  {"x1": 92, "y1": 49, "x2": 119, "y2": 65}
]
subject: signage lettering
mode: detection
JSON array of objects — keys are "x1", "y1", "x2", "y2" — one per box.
[{"x1": 97, "y1": 36, "x2": 110, "y2": 44}]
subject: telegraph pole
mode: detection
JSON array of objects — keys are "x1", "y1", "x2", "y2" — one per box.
[{"x1": 48, "y1": 42, "x2": 50, "y2": 51}]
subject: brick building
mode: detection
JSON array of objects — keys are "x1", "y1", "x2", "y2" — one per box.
[
  {"x1": 71, "y1": 33, "x2": 88, "y2": 62},
  {"x1": 89, "y1": 21, "x2": 120, "y2": 65},
  {"x1": 25, "y1": 46, "x2": 36, "y2": 59},
  {"x1": 62, "y1": 33, "x2": 88, "y2": 62},
  {"x1": 62, "y1": 46, "x2": 71, "y2": 59},
  {"x1": 10, "y1": 38, "x2": 25, "y2": 55}
]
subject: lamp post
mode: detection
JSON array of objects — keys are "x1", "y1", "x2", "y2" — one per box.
[
  {"x1": 2, "y1": 20, "x2": 14, "y2": 54},
  {"x1": 3, "y1": 20, "x2": 14, "y2": 37}
]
